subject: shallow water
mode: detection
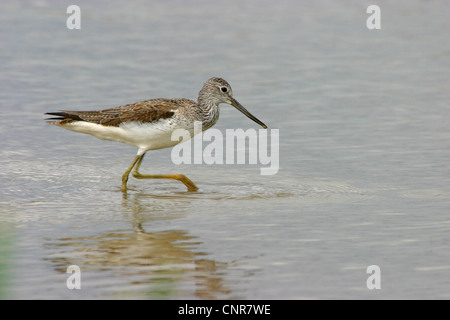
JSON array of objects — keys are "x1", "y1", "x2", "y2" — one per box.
[{"x1": 1, "y1": 0, "x2": 449, "y2": 299}]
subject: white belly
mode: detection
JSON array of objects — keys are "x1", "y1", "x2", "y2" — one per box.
[{"x1": 59, "y1": 119, "x2": 196, "y2": 154}]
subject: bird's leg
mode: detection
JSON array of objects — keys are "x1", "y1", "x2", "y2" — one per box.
[
  {"x1": 132, "y1": 154, "x2": 199, "y2": 192},
  {"x1": 122, "y1": 155, "x2": 142, "y2": 192}
]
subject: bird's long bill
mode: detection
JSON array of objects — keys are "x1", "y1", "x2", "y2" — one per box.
[{"x1": 230, "y1": 98, "x2": 267, "y2": 129}]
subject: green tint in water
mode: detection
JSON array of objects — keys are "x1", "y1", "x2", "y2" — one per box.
[{"x1": 0, "y1": 223, "x2": 15, "y2": 299}]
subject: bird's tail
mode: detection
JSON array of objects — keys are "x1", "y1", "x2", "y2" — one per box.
[{"x1": 45, "y1": 111, "x2": 82, "y2": 124}]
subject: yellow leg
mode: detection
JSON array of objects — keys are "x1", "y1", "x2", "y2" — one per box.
[
  {"x1": 122, "y1": 155, "x2": 141, "y2": 192},
  {"x1": 131, "y1": 154, "x2": 199, "y2": 192}
]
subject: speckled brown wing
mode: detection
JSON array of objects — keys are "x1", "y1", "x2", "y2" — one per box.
[{"x1": 46, "y1": 98, "x2": 195, "y2": 126}]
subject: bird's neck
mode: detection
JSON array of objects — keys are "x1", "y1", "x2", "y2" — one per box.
[{"x1": 197, "y1": 94, "x2": 220, "y2": 130}]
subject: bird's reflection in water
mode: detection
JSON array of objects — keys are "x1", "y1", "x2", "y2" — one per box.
[{"x1": 47, "y1": 192, "x2": 233, "y2": 299}]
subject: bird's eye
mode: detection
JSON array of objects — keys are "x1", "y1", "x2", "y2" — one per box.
[{"x1": 220, "y1": 87, "x2": 228, "y2": 93}]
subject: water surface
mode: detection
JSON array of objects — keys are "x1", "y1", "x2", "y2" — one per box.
[{"x1": 0, "y1": 0, "x2": 449, "y2": 299}]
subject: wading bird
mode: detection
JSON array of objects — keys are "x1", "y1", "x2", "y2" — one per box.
[{"x1": 46, "y1": 77, "x2": 267, "y2": 192}]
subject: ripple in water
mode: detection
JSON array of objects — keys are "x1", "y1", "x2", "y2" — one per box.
[{"x1": 129, "y1": 175, "x2": 369, "y2": 205}]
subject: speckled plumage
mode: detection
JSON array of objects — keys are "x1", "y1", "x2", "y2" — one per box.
[{"x1": 46, "y1": 78, "x2": 234, "y2": 130}]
